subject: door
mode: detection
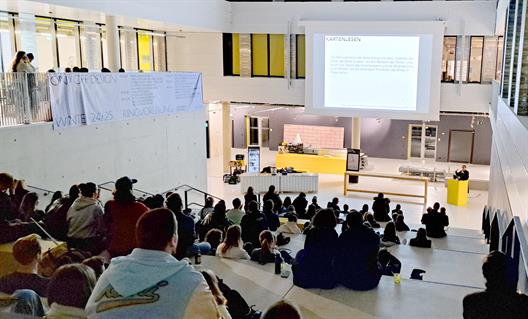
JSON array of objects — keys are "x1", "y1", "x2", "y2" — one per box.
[
  {"x1": 247, "y1": 116, "x2": 270, "y2": 148},
  {"x1": 408, "y1": 124, "x2": 438, "y2": 160},
  {"x1": 448, "y1": 130, "x2": 475, "y2": 163}
]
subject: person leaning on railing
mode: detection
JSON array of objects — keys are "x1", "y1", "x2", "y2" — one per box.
[{"x1": 11, "y1": 51, "x2": 33, "y2": 73}]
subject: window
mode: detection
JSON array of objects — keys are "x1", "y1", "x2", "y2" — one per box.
[
  {"x1": 33, "y1": 17, "x2": 56, "y2": 71},
  {"x1": 269, "y1": 34, "x2": 284, "y2": 77},
  {"x1": 252, "y1": 34, "x2": 268, "y2": 76},
  {"x1": 153, "y1": 33, "x2": 166, "y2": 71},
  {"x1": 56, "y1": 19, "x2": 81, "y2": 69},
  {"x1": 510, "y1": 1, "x2": 523, "y2": 107},
  {"x1": 0, "y1": 12, "x2": 15, "y2": 72},
  {"x1": 296, "y1": 34, "x2": 305, "y2": 78},
  {"x1": 441, "y1": 36, "x2": 456, "y2": 82},
  {"x1": 496, "y1": 36, "x2": 503, "y2": 81},
  {"x1": 137, "y1": 30, "x2": 153, "y2": 71},
  {"x1": 80, "y1": 22, "x2": 102, "y2": 70},
  {"x1": 481, "y1": 37, "x2": 498, "y2": 83},
  {"x1": 100, "y1": 25, "x2": 108, "y2": 68},
  {"x1": 455, "y1": 36, "x2": 470, "y2": 82},
  {"x1": 502, "y1": 0, "x2": 516, "y2": 98},
  {"x1": 119, "y1": 28, "x2": 138, "y2": 71},
  {"x1": 468, "y1": 36, "x2": 484, "y2": 83}
]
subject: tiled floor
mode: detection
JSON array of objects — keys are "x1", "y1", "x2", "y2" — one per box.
[{"x1": 207, "y1": 148, "x2": 489, "y2": 231}]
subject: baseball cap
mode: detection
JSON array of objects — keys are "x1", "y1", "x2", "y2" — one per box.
[
  {"x1": 115, "y1": 176, "x2": 138, "y2": 191},
  {"x1": 13, "y1": 234, "x2": 42, "y2": 265}
]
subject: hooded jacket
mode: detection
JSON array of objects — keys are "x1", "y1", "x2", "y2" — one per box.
[
  {"x1": 67, "y1": 197, "x2": 106, "y2": 239},
  {"x1": 85, "y1": 248, "x2": 221, "y2": 319}
]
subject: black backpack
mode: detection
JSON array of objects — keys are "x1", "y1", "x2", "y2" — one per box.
[{"x1": 217, "y1": 278, "x2": 261, "y2": 319}]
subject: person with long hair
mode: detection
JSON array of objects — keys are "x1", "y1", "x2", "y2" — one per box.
[
  {"x1": 43, "y1": 185, "x2": 79, "y2": 241},
  {"x1": 216, "y1": 225, "x2": 249, "y2": 259},
  {"x1": 292, "y1": 209, "x2": 338, "y2": 289},
  {"x1": 45, "y1": 191, "x2": 63, "y2": 214},
  {"x1": 394, "y1": 214, "x2": 410, "y2": 232},
  {"x1": 104, "y1": 177, "x2": 148, "y2": 257},
  {"x1": 166, "y1": 192, "x2": 195, "y2": 259},
  {"x1": 409, "y1": 228, "x2": 432, "y2": 248},
  {"x1": 381, "y1": 222, "x2": 401, "y2": 247},
  {"x1": 251, "y1": 230, "x2": 278, "y2": 264},
  {"x1": 200, "y1": 269, "x2": 232, "y2": 319},
  {"x1": 11, "y1": 51, "x2": 31, "y2": 72},
  {"x1": 199, "y1": 200, "x2": 231, "y2": 241},
  {"x1": 18, "y1": 192, "x2": 43, "y2": 222},
  {"x1": 244, "y1": 187, "x2": 257, "y2": 209}
]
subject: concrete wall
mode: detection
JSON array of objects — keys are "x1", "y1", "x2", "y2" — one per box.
[
  {"x1": 0, "y1": 110, "x2": 207, "y2": 194},
  {"x1": 231, "y1": 105, "x2": 492, "y2": 164}
]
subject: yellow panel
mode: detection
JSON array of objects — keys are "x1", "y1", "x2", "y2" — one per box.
[
  {"x1": 232, "y1": 33, "x2": 240, "y2": 75},
  {"x1": 296, "y1": 34, "x2": 306, "y2": 78},
  {"x1": 138, "y1": 33, "x2": 152, "y2": 71},
  {"x1": 276, "y1": 153, "x2": 346, "y2": 175},
  {"x1": 447, "y1": 179, "x2": 468, "y2": 206},
  {"x1": 269, "y1": 34, "x2": 284, "y2": 76},
  {"x1": 252, "y1": 34, "x2": 268, "y2": 76}
]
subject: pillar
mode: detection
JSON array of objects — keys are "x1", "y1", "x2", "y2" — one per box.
[
  {"x1": 351, "y1": 117, "x2": 361, "y2": 149},
  {"x1": 105, "y1": 15, "x2": 120, "y2": 72},
  {"x1": 222, "y1": 102, "x2": 232, "y2": 173}
]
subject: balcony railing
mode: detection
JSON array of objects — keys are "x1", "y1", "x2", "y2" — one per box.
[{"x1": 0, "y1": 72, "x2": 52, "y2": 127}]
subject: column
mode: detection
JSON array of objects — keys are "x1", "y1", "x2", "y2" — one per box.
[
  {"x1": 222, "y1": 102, "x2": 232, "y2": 172},
  {"x1": 105, "y1": 15, "x2": 120, "y2": 72},
  {"x1": 351, "y1": 117, "x2": 361, "y2": 149}
]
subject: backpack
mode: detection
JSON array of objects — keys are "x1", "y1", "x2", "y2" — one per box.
[{"x1": 217, "y1": 278, "x2": 261, "y2": 319}]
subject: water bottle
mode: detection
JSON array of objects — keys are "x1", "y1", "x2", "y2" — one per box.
[
  {"x1": 274, "y1": 254, "x2": 283, "y2": 275},
  {"x1": 194, "y1": 246, "x2": 202, "y2": 265}
]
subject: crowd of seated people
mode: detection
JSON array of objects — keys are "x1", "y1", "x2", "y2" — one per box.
[{"x1": 3, "y1": 171, "x2": 524, "y2": 318}]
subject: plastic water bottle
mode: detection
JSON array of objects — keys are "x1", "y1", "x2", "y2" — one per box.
[
  {"x1": 194, "y1": 246, "x2": 202, "y2": 265},
  {"x1": 275, "y1": 254, "x2": 283, "y2": 275}
]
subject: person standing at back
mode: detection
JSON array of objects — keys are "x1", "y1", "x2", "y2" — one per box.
[
  {"x1": 292, "y1": 193, "x2": 308, "y2": 219},
  {"x1": 104, "y1": 177, "x2": 148, "y2": 257},
  {"x1": 86, "y1": 208, "x2": 221, "y2": 318},
  {"x1": 372, "y1": 193, "x2": 391, "y2": 222},
  {"x1": 463, "y1": 251, "x2": 528, "y2": 319},
  {"x1": 67, "y1": 182, "x2": 107, "y2": 255}
]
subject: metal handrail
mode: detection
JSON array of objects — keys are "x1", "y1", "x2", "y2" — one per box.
[
  {"x1": 98, "y1": 181, "x2": 155, "y2": 197},
  {"x1": 27, "y1": 185, "x2": 57, "y2": 196},
  {"x1": 163, "y1": 184, "x2": 224, "y2": 210}
]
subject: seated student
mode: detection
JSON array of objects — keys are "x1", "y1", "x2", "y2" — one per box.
[
  {"x1": 251, "y1": 230, "x2": 278, "y2": 265},
  {"x1": 377, "y1": 249, "x2": 402, "y2": 276},
  {"x1": 18, "y1": 192, "x2": 44, "y2": 222},
  {"x1": 292, "y1": 192, "x2": 308, "y2": 219},
  {"x1": 263, "y1": 185, "x2": 281, "y2": 213},
  {"x1": 421, "y1": 205, "x2": 449, "y2": 238},
  {"x1": 46, "y1": 263, "x2": 96, "y2": 319},
  {"x1": 262, "y1": 300, "x2": 302, "y2": 319},
  {"x1": 104, "y1": 176, "x2": 149, "y2": 257},
  {"x1": 198, "y1": 200, "x2": 232, "y2": 241},
  {"x1": 217, "y1": 225, "x2": 250, "y2": 260},
  {"x1": 86, "y1": 208, "x2": 221, "y2": 319},
  {"x1": 363, "y1": 213, "x2": 380, "y2": 229},
  {"x1": 292, "y1": 209, "x2": 338, "y2": 289},
  {"x1": 336, "y1": 211, "x2": 381, "y2": 291},
  {"x1": 359, "y1": 204, "x2": 369, "y2": 215},
  {"x1": 0, "y1": 172, "x2": 17, "y2": 222},
  {"x1": 381, "y1": 222, "x2": 401, "y2": 247},
  {"x1": 66, "y1": 182, "x2": 107, "y2": 255},
  {"x1": 262, "y1": 199, "x2": 280, "y2": 231},
  {"x1": 226, "y1": 198, "x2": 244, "y2": 225},
  {"x1": 394, "y1": 214, "x2": 410, "y2": 232},
  {"x1": 306, "y1": 196, "x2": 320, "y2": 220},
  {"x1": 277, "y1": 214, "x2": 301, "y2": 234},
  {"x1": 166, "y1": 193, "x2": 196, "y2": 259},
  {"x1": 202, "y1": 228, "x2": 223, "y2": 255},
  {"x1": 240, "y1": 201, "x2": 268, "y2": 249},
  {"x1": 372, "y1": 193, "x2": 391, "y2": 222},
  {"x1": 200, "y1": 269, "x2": 232, "y2": 319},
  {"x1": 199, "y1": 197, "x2": 215, "y2": 220},
  {"x1": 342, "y1": 204, "x2": 350, "y2": 215},
  {"x1": 244, "y1": 187, "x2": 257, "y2": 210},
  {"x1": 44, "y1": 185, "x2": 80, "y2": 241},
  {"x1": 3, "y1": 289, "x2": 45, "y2": 317},
  {"x1": 327, "y1": 197, "x2": 341, "y2": 219},
  {"x1": 391, "y1": 204, "x2": 403, "y2": 216},
  {"x1": 409, "y1": 228, "x2": 432, "y2": 248},
  {"x1": 82, "y1": 256, "x2": 106, "y2": 279},
  {"x1": 463, "y1": 251, "x2": 528, "y2": 319},
  {"x1": 280, "y1": 197, "x2": 292, "y2": 215},
  {"x1": 0, "y1": 234, "x2": 50, "y2": 297}
]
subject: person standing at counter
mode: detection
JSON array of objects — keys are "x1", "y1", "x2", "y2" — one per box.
[{"x1": 454, "y1": 165, "x2": 470, "y2": 181}]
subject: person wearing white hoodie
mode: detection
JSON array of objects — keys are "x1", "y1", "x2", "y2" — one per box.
[
  {"x1": 66, "y1": 182, "x2": 107, "y2": 255},
  {"x1": 85, "y1": 208, "x2": 222, "y2": 319}
]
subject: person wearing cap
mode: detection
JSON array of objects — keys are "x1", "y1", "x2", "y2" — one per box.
[
  {"x1": 104, "y1": 177, "x2": 148, "y2": 257},
  {"x1": 67, "y1": 182, "x2": 107, "y2": 255},
  {"x1": 0, "y1": 234, "x2": 50, "y2": 297}
]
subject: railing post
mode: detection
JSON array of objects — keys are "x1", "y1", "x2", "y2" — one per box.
[
  {"x1": 21, "y1": 73, "x2": 32, "y2": 124},
  {"x1": 184, "y1": 191, "x2": 189, "y2": 210}
]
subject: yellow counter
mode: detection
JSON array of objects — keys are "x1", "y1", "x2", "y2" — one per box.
[
  {"x1": 276, "y1": 153, "x2": 346, "y2": 175},
  {"x1": 447, "y1": 179, "x2": 468, "y2": 206}
]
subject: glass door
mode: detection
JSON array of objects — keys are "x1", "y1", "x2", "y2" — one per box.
[
  {"x1": 247, "y1": 116, "x2": 270, "y2": 148},
  {"x1": 408, "y1": 124, "x2": 438, "y2": 160}
]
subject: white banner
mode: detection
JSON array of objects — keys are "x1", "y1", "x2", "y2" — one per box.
[{"x1": 48, "y1": 72, "x2": 203, "y2": 129}]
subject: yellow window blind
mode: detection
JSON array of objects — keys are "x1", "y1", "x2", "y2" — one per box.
[
  {"x1": 232, "y1": 33, "x2": 240, "y2": 75},
  {"x1": 297, "y1": 35, "x2": 306, "y2": 78},
  {"x1": 252, "y1": 34, "x2": 268, "y2": 76},
  {"x1": 269, "y1": 34, "x2": 284, "y2": 76}
]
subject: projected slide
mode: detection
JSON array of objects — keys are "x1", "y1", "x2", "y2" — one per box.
[{"x1": 324, "y1": 36, "x2": 420, "y2": 110}]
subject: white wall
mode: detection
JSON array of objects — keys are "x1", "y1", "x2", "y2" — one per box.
[
  {"x1": 489, "y1": 88, "x2": 528, "y2": 225},
  {"x1": 0, "y1": 111, "x2": 207, "y2": 194},
  {"x1": 167, "y1": 32, "x2": 492, "y2": 113},
  {"x1": 231, "y1": 1, "x2": 498, "y2": 35}
]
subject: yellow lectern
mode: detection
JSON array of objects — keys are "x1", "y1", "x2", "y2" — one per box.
[{"x1": 447, "y1": 179, "x2": 468, "y2": 206}]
